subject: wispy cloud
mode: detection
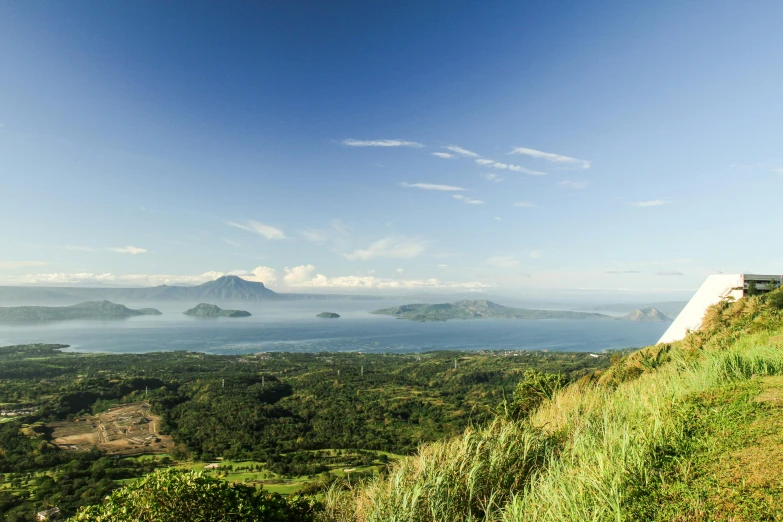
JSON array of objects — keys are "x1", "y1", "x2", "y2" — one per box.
[
  {"x1": 300, "y1": 230, "x2": 329, "y2": 243},
  {"x1": 299, "y1": 220, "x2": 352, "y2": 251},
  {"x1": 452, "y1": 194, "x2": 484, "y2": 205},
  {"x1": 487, "y1": 256, "x2": 519, "y2": 268},
  {"x1": 226, "y1": 220, "x2": 286, "y2": 240},
  {"x1": 606, "y1": 270, "x2": 642, "y2": 274},
  {"x1": 558, "y1": 180, "x2": 588, "y2": 189},
  {"x1": 513, "y1": 202, "x2": 536, "y2": 208},
  {"x1": 444, "y1": 145, "x2": 479, "y2": 158},
  {"x1": 342, "y1": 138, "x2": 424, "y2": 148},
  {"x1": 493, "y1": 217, "x2": 502, "y2": 221},
  {"x1": 510, "y1": 147, "x2": 590, "y2": 169},
  {"x1": 655, "y1": 270, "x2": 684, "y2": 276},
  {"x1": 0, "y1": 261, "x2": 49, "y2": 269},
  {"x1": 344, "y1": 237, "x2": 428, "y2": 261},
  {"x1": 480, "y1": 173, "x2": 504, "y2": 183},
  {"x1": 630, "y1": 199, "x2": 670, "y2": 207},
  {"x1": 65, "y1": 245, "x2": 148, "y2": 254},
  {"x1": 509, "y1": 165, "x2": 548, "y2": 176},
  {"x1": 401, "y1": 182, "x2": 466, "y2": 191},
  {"x1": 432, "y1": 152, "x2": 456, "y2": 159},
  {"x1": 529, "y1": 250, "x2": 542, "y2": 259},
  {"x1": 301, "y1": 272, "x2": 488, "y2": 290},
  {"x1": 475, "y1": 159, "x2": 546, "y2": 175},
  {"x1": 222, "y1": 238, "x2": 241, "y2": 247},
  {"x1": 109, "y1": 246, "x2": 148, "y2": 254}
]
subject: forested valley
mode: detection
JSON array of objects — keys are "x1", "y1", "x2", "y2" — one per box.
[{"x1": 0, "y1": 344, "x2": 611, "y2": 520}]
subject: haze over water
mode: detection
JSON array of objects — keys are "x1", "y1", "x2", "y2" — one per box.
[{"x1": 0, "y1": 300, "x2": 668, "y2": 355}]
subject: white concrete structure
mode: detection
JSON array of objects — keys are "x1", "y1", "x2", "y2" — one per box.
[{"x1": 658, "y1": 273, "x2": 783, "y2": 344}]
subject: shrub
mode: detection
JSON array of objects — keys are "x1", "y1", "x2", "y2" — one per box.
[
  {"x1": 511, "y1": 369, "x2": 567, "y2": 419},
  {"x1": 69, "y1": 468, "x2": 320, "y2": 522}
]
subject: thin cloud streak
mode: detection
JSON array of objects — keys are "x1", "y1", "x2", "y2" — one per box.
[
  {"x1": 344, "y1": 237, "x2": 428, "y2": 261},
  {"x1": 401, "y1": 182, "x2": 466, "y2": 191},
  {"x1": 226, "y1": 220, "x2": 286, "y2": 240},
  {"x1": 510, "y1": 147, "x2": 590, "y2": 169},
  {"x1": 631, "y1": 200, "x2": 670, "y2": 207},
  {"x1": 475, "y1": 159, "x2": 546, "y2": 175},
  {"x1": 109, "y1": 246, "x2": 148, "y2": 254},
  {"x1": 65, "y1": 245, "x2": 148, "y2": 254},
  {"x1": 655, "y1": 270, "x2": 685, "y2": 276},
  {"x1": 480, "y1": 173, "x2": 504, "y2": 182},
  {"x1": 452, "y1": 194, "x2": 484, "y2": 205},
  {"x1": 432, "y1": 152, "x2": 456, "y2": 159},
  {"x1": 558, "y1": 180, "x2": 588, "y2": 189},
  {"x1": 342, "y1": 138, "x2": 424, "y2": 148},
  {"x1": 444, "y1": 145, "x2": 479, "y2": 158}
]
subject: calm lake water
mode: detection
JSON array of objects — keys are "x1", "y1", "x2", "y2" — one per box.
[{"x1": 0, "y1": 300, "x2": 669, "y2": 355}]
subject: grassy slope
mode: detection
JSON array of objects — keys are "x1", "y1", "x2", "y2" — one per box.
[{"x1": 322, "y1": 291, "x2": 783, "y2": 521}]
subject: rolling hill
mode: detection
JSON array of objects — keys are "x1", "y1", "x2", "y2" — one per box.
[
  {"x1": 183, "y1": 303, "x2": 252, "y2": 317},
  {"x1": 0, "y1": 301, "x2": 161, "y2": 322}
]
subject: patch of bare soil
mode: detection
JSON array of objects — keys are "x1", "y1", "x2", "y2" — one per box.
[{"x1": 49, "y1": 403, "x2": 173, "y2": 455}]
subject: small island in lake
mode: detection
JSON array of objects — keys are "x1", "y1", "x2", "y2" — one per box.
[
  {"x1": 0, "y1": 301, "x2": 162, "y2": 322},
  {"x1": 620, "y1": 307, "x2": 672, "y2": 322},
  {"x1": 371, "y1": 300, "x2": 613, "y2": 322},
  {"x1": 316, "y1": 312, "x2": 341, "y2": 319},
  {"x1": 183, "y1": 303, "x2": 251, "y2": 317}
]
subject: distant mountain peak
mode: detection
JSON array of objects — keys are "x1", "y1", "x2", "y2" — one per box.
[
  {"x1": 184, "y1": 276, "x2": 275, "y2": 300},
  {"x1": 210, "y1": 275, "x2": 265, "y2": 287}
]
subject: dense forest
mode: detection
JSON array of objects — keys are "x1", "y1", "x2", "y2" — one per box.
[{"x1": 0, "y1": 344, "x2": 611, "y2": 520}]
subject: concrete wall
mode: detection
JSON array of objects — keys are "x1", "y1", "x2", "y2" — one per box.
[{"x1": 657, "y1": 274, "x2": 744, "y2": 344}]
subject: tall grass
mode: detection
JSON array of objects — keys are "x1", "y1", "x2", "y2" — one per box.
[
  {"x1": 502, "y1": 333, "x2": 783, "y2": 522},
  {"x1": 320, "y1": 293, "x2": 783, "y2": 522},
  {"x1": 323, "y1": 417, "x2": 554, "y2": 522}
]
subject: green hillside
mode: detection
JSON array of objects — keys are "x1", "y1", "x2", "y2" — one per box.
[
  {"x1": 0, "y1": 301, "x2": 161, "y2": 322},
  {"x1": 322, "y1": 288, "x2": 783, "y2": 521},
  {"x1": 372, "y1": 300, "x2": 613, "y2": 322}
]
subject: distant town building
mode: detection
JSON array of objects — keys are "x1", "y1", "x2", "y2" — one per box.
[{"x1": 658, "y1": 273, "x2": 783, "y2": 344}]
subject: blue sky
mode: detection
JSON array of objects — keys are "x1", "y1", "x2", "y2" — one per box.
[{"x1": 1, "y1": 1, "x2": 782, "y2": 299}]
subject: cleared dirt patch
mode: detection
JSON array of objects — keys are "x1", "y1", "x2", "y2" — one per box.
[{"x1": 49, "y1": 403, "x2": 172, "y2": 455}]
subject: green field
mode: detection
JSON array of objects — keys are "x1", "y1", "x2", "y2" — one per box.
[{"x1": 113, "y1": 449, "x2": 402, "y2": 495}]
